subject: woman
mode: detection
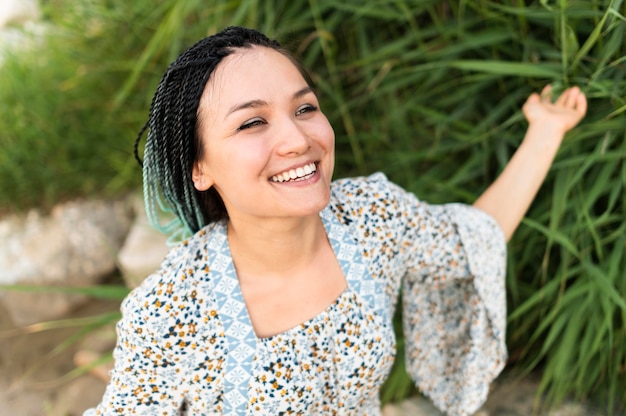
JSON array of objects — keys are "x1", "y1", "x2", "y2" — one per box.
[{"x1": 86, "y1": 26, "x2": 587, "y2": 416}]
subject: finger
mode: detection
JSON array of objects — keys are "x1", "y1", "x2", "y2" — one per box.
[
  {"x1": 522, "y1": 92, "x2": 541, "y2": 114},
  {"x1": 562, "y1": 86, "x2": 581, "y2": 108},
  {"x1": 540, "y1": 84, "x2": 553, "y2": 101},
  {"x1": 575, "y1": 91, "x2": 588, "y2": 116},
  {"x1": 554, "y1": 87, "x2": 572, "y2": 107},
  {"x1": 526, "y1": 92, "x2": 541, "y2": 104}
]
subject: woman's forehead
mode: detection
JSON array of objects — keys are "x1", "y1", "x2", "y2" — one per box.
[{"x1": 200, "y1": 46, "x2": 308, "y2": 115}]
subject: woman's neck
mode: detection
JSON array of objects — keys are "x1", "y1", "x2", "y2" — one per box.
[{"x1": 226, "y1": 214, "x2": 327, "y2": 279}]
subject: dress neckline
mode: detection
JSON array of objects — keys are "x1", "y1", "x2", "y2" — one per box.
[
  {"x1": 256, "y1": 286, "x2": 353, "y2": 342},
  {"x1": 203, "y1": 204, "x2": 387, "y2": 415}
]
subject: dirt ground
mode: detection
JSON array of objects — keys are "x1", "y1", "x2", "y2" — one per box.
[
  {"x1": 0, "y1": 298, "x2": 615, "y2": 416},
  {"x1": 0, "y1": 298, "x2": 119, "y2": 416}
]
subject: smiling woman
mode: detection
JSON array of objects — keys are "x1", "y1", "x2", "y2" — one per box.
[
  {"x1": 191, "y1": 47, "x2": 335, "y2": 227},
  {"x1": 84, "y1": 26, "x2": 586, "y2": 416}
]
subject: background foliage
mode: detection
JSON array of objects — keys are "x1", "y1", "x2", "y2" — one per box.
[{"x1": 1, "y1": 0, "x2": 624, "y2": 412}]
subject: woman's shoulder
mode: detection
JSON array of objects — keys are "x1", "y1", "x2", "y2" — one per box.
[
  {"x1": 330, "y1": 172, "x2": 397, "y2": 202},
  {"x1": 326, "y1": 172, "x2": 418, "y2": 232},
  {"x1": 329, "y1": 172, "x2": 416, "y2": 212},
  {"x1": 121, "y1": 222, "x2": 221, "y2": 314}
]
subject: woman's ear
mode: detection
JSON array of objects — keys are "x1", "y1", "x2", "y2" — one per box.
[{"x1": 192, "y1": 162, "x2": 214, "y2": 191}]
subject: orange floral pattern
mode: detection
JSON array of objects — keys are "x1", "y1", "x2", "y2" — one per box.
[{"x1": 85, "y1": 173, "x2": 506, "y2": 416}]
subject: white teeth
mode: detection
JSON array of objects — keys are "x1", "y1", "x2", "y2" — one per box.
[{"x1": 271, "y1": 163, "x2": 317, "y2": 183}]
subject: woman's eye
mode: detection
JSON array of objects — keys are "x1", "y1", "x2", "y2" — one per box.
[
  {"x1": 296, "y1": 104, "x2": 318, "y2": 117},
  {"x1": 238, "y1": 118, "x2": 265, "y2": 131}
]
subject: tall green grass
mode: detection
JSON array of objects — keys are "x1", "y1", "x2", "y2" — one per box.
[{"x1": 1, "y1": 0, "x2": 624, "y2": 412}]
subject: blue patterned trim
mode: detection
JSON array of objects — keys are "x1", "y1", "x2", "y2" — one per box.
[
  {"x1": 208, "y1": 223, "x2": 257, "y2": 415},
  {"x1": 207, "y1": 210, "x2": 387, "y2": 415},
  {"x1": 320, "y1": 207, "x2": 388, "y2": 322}
]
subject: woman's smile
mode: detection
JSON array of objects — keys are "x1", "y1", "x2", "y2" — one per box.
[{"x1": 270, "y1": 162, "x2": 317, "y2": 183}]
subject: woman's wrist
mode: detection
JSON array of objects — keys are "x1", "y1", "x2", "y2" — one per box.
[{"x1": 521, "y1": 123, "x2": 566, "y2": 155}]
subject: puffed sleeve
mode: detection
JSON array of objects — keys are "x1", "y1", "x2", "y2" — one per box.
[
  {"x1": 395, "y1": 181, "x2": 507, "y2": 415},
  {"x1": 84, "y1": 248, "x2": 189, "y2": 416}
]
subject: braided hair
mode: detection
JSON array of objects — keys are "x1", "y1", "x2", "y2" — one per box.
[{"x1": 135, "y1": 26, "x2": 311, "y2": 240}]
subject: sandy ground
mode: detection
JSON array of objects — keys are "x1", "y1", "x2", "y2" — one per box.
[
  {"x1": 0, "y1": 299, "x2": 117, "y2": 416},
  {"x1": 0, "y1": 298, "x2": 614, "y2": 416}
]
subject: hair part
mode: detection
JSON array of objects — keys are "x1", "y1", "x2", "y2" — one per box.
[{"x1": 135, "y1": 26, "x2": 313, "y2": 239}]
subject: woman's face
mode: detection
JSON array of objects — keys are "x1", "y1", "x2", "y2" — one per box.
[{"x1": 192, "y1": 46, "x2": 335, "y2": 225}]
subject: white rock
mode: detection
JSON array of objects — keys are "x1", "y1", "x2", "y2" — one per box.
[
  {"x1": 117, "y1": 195, "x2": 170, "y2": 288},
  {"x1": 0, "y1": 0, "x2": 46, "y2": 66},
  {"x1": 0, "y1": 199, "x2": 133, "y2": 326},
  {"x1": 0, "y1": 0, "x2": 40, "y2": 28}
]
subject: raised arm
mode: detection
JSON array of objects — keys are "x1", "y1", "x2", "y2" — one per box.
[{"x1": 473, "y1": 85, "x2": 587, "y2": 241}]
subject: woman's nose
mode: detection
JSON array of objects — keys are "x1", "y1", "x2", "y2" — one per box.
[{"x1": 274, "y1": 117, "x2": 311, "y2": 156}]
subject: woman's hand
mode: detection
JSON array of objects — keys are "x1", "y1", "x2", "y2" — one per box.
[
  {"x1": 473, "y1": 85, "x2": 587, "y2": 241},
  {"x1": 522, "y1": 85, "x2": 587, "y2": 136}
]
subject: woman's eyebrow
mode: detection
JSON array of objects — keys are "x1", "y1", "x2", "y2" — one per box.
[
  {"x1": 224, "y1": 86, "x2": 314, "y2": 120},
  {"x1": 225, "y1": 99, "x2": 267, "y2": 120},
  {"x1": 293, "y1": 86, "x2": 314, "y2": 99}
]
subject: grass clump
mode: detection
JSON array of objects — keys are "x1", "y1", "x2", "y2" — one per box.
[{"x1": 0, "y1": 5, "x2": 136, "y2": 212}]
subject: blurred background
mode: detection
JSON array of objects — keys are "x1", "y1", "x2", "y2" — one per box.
[{"x1": 0, "y1": 0, "x2": 624, "y2": 415}]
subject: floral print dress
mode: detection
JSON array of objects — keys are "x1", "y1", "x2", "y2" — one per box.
[{"x1": 85, "y1": 173, "x2": 507, "y2": 416}]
